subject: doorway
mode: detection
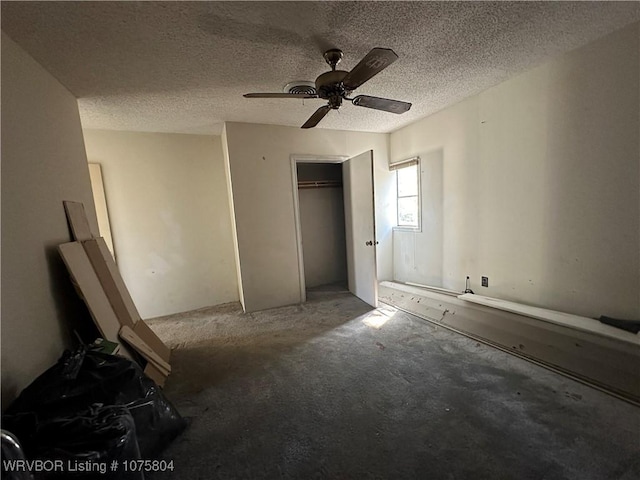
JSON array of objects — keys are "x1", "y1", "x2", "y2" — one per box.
[
  {"x1": 296, "y1": 162, "x2": 348, "y2": 295},
  {"x1": 291, "y1": 151, "x2": 378, "y2": 307}
]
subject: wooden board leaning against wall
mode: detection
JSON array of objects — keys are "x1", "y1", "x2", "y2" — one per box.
[{"x1": 60, "y1": 200, "x2": 171, "y2": 386}]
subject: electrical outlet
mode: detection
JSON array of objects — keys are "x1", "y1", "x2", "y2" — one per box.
[{"x1": 481, "y1": 276, "x2": 489, "y2": 287}]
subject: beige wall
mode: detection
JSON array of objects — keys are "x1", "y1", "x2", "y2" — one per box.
[
  {"x1": 82, "y1": 130, "x2": 239, "y2": 318},
  {"x1": 1, "y1": 33, "x2": 100, "y2": 405},
  {"x1": 88, "y1": 163, "x2": 115, "y2": 257},
  {"x1": 390, "y1": 23, "x2": 640, "y2": 319},
  {"x1": 223, "y1": 122, "x2": 392, "y2": 312}
]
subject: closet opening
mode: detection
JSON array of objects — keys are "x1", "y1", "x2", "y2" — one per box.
[{"x1": 295, "y1": 162, "x2": 348, "y2": 297}]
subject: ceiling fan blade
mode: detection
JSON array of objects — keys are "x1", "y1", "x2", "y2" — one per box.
[
  {"x1": 342, "y1": 48, "x2": 399, "y2": 90},
  {"x1": 301, "y1": 105, "x2": 332, "y2": 129},
  {"x1": 351, "y1": 95, "x2": 411, "y2": 114},
  {"x1": 244, "y1": 93, "x2": 318, "y2": 99}
]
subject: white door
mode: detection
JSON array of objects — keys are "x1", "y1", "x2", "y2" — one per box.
[{"x1": 343, "y1": 150, "x2": 378, "y2": 307}]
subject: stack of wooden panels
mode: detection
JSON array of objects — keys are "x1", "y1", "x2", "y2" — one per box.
[{"x1": 59, "y1": 201, "x2": 171, "y2": 386}]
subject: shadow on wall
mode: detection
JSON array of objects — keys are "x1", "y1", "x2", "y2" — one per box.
[
  {"x1": 0, "y1": 373, "x2": 19, "y2": 408},
  {"x1": 45, "y1": 245, "x2": 100, "y2": 346},
  {"x1": 1, "y1": 245, "x2": 97, "y2": 408}
]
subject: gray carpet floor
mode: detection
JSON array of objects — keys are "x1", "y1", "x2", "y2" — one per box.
[{"x1": 146, "y1": 289, "x2": 640, "y2": 480}]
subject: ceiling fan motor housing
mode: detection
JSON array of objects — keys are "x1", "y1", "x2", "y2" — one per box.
[{"x1": 315, "y1": 70, "x2": 349, "y2": 102}]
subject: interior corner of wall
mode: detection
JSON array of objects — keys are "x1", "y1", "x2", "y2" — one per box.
[{"x1": 220, "y1": 125, "x2": 246, "y2": 311}]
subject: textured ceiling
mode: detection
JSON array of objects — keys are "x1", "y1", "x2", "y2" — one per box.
[{"x1": 2, "y1": 1, "x2": 639, "y2": 135}]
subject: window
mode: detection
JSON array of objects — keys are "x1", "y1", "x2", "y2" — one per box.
[{"x1": 392, "y1": 158, "x2": 420, "y2": 229}]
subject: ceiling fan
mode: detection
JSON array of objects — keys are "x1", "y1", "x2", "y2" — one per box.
[{"x1": 244, "y1": 48, "x2": 412, "y2": 129}]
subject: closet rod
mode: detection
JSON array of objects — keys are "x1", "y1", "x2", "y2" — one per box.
[{"x1": 297, "y1": 180, "x2": 343, "y2": 189}]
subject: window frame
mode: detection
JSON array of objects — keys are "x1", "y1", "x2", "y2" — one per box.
[{"x1": 391, "y1": 157, "x2": 421, "y2": 232}]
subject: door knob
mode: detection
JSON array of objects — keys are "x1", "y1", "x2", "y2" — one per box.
[{"x1": 365, "y1": 241, "x2": 373, "y2": 246}]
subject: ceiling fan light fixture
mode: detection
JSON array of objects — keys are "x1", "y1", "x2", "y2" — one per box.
[{"x1": 283, "y1": 81, "x2": 317, "y2": 96}]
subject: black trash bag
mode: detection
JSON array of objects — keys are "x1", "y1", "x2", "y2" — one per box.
[
  {"x1": 1, "y1": 429, "x2": 33, "y2": 480},
  {"x1": 5, "y1": 349, "x2": 149, "y2": 419},
  {"x1": 14, "y1": 405, "x2": 143, "y2": 480},
  {"x1": 125, "y1": 393, "x2": 187, "y2": 459},
  {"x1": 4, "y1": 348, "x2": 186, "y2": 460}
]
